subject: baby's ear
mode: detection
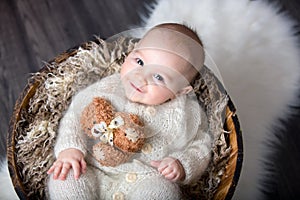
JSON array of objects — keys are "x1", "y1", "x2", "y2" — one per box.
[{"x1": 177, "y1": 85, "x2": 193, "y2": 96}]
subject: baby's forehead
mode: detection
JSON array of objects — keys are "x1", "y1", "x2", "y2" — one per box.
[{"x1": 138, "y1": 28, "x2": 190, "y2": 51}]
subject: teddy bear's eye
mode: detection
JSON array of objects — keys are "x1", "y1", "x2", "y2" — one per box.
[
  {"x1": 108, "y1": 133, "x2": 114, "y2": 146},
  {"x1": 109, "y1": 116, "x2": 124, "y2": 128}
]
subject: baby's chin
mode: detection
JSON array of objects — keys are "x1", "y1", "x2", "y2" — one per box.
[
  {"x1": 124, "y1": 93, "x2": 152, "y2": 105},
  {"x1": 127, "y1": 95, "x2": 172, "y2": 106},
  {"x1": 124, "y1": 92, "x2": 141, "y2": 104}
]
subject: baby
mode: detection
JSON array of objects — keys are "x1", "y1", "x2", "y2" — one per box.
[{"x1": 47, "y1": 23, "x2": 211, "y2": 200}]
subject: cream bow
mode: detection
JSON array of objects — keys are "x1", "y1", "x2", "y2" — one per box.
[{"x1": 91, "y1": 116, "x2": 124, "y2": 146}]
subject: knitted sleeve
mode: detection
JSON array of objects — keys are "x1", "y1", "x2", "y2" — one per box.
[
  {"x1": 170, "y1": 108, "x2": 212, "y2": 185},
  {"x1": 54, "y1": 74, "x2": 121, "y2": 157},
  {"x1": 54, "y1": 98, "x2": 88, "y2": 157}
]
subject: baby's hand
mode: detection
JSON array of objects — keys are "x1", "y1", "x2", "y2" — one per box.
[
  {"x1": 47, "y1": 148, "x2": 86, "y2": 181},
  {"x1": 150, "y1": 157, "x2": 185, "y2": 182}
]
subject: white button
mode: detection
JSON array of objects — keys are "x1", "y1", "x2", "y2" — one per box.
[
  {"x1": 113, "y1": 192, "x2": 124, "y2": 200},
  {"x1": 141, "y1": 143, "x2": 152, "y2": 154},
  {"x1": 126, "y1": 172, "x2": 137, "y2": 183},
  {"x1": 146, "y1": 106, "x2": 156, "y2": 116}
]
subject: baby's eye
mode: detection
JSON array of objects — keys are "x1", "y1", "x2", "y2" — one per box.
[
  {"x1": 153, "y1": 74, "x2": 164, "y2": 82},
  {"x1": 136, "y1": 58, "x2": 144, "y2": 66}
]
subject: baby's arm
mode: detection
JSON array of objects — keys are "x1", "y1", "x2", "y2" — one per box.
[
  {"x1": 151, "y1": 157, "x2": 185, "y2": 182},
  {"x1": 158, "y1": 108, "x2": 211, "y2": 184},
  {"x1": 170, "y1": 110, "x2": 211, "y2": 184},
  {"x1": 48, "y1": 84, "x2": 98, "y2": 180},
  {"x1": 47, "y1": 148, "x2": 86, "y2": 180}
]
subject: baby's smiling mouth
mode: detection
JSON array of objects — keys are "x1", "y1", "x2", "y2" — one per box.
[{"x1": 130, "y1": 82, "x2": 143, "y2": 93}]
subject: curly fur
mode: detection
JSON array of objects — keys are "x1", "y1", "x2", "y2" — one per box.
[
  {"x1": 80, "y1": 97, "x2": 145, "y2": 166},
  {"x1": 80, "y1": 97, "x2": 115, "y2": 138},
  {"x1": 113, "y1": 112, "x2": 145, "y2": 152},
  {"x1": 80, "y1": 97, "x2": 146, "y2": 152}
]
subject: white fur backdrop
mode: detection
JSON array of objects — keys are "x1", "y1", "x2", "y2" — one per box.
[
  {"x1": 1, "y1": 0, "x2": 299, "y2": 199},
  {"x1": 139, "y1": 0, "x2": 300, "y2": 199},
  {"x1": 0, "y1": 159, "x2": 19, "y2": 200}
]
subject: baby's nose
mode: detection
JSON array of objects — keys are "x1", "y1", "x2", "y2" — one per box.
[{"x1": 134, "y1": 71, "x2": 147, "y2": 85}]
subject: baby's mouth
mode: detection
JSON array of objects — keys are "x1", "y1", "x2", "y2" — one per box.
[{"x1": 130, "y1": 82, "x2": 143, "y2": 93}]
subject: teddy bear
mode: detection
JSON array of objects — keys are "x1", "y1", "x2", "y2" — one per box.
[{"x1": 80, "y1": 97, "x2": 145, "y2": 167}]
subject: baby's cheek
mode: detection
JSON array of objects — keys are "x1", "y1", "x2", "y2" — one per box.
[
  {"x1": 120, "y1": 64, "x2": 127, "y2": 78},
  {"x1": 120, "y1": 58, "x2": 132, "y2": 76}
]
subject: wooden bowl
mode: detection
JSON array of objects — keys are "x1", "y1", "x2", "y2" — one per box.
[{"x1": 7, "y1": 37, "x2": 243, "y2": 199}]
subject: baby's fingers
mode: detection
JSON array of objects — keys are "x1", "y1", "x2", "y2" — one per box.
[
  {"x1": 47, "y1": 165, "x2": 56, "y2": 175},
  {"x1": 81, "y1": 159, "x2": 87, "y2": 174},
  {"x1": 52, "y1": 161, "x2": 63, "y2": 180},
  {"x1": 59, "y1": 162, "x2": 72, "y2": 180},
  {"x1": 164, "y1": 172, "x2": 177, "y2": 181},
  {"x1": 71, "y1": 161, "x2": 81, "y2": 180},
  {"x1": 161, "y1": 167, "x2": 173, "y2": 176}
]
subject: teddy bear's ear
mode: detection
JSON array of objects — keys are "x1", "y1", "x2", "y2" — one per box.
[
  {"x1": 92, "y1": 97, "x2": 115, "y2": 124},
  {"x1": 129, "y1": 114, "x2": 144, "y2": 126}
]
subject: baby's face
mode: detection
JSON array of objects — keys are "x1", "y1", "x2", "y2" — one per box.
[
  {"x1": 120, "y1": 48, "x2": 193, "y2": 105},
  {"x1": 120, "y1": 27, "x2": 204, "y2": 105}
]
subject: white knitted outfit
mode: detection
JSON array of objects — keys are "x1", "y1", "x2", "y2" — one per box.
[{"x1": 47, "y1": 74, "x2": 211, "y2": 200}]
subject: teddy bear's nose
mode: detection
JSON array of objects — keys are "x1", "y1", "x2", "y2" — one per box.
[{"x1": 125, "y1": 128, "x2": 139, "y2": 142}]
